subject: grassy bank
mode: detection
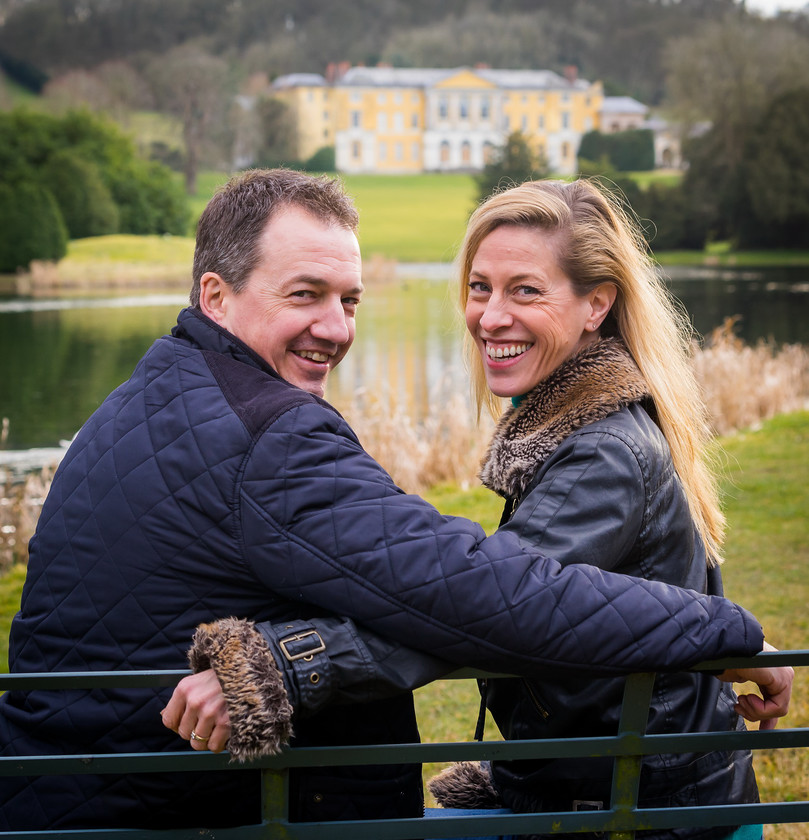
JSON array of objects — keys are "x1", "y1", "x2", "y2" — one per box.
[{"x1": 1, "y1": 411, "x2": 807, "y2": 833}]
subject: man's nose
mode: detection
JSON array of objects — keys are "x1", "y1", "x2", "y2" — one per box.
[{"x1": 310, "y1": 298, "x2": 351, "y2": 345}]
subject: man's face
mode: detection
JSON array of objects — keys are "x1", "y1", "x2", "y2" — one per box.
[{"x1": 201, "y1": 206, "x2": 363, "y2": 398}]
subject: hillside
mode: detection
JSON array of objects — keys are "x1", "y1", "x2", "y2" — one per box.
[{"x1": 2, "y1": 0, "x2": 805, "y2": 106}]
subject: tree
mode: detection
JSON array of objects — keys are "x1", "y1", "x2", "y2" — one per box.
[
  {"x1": 254, "y1": 95, "x2": 297, "y2": 166},
  {"x1": 664, "y1": 13, "x2": 809, "y2": 174},
  {"x1": 0, "y1": 180, "x2": 67, "y2": 272},
  {"x1": 149, "y1": 44, "x2": 232, "y2": 195},
  {"x1": 476, "y1": 131, "x2": 549, "y2": 202},
  {"x1": 0, "y1": 108, "x2": 190, "y2": 247},
  {"x1": 740, "y1": 88, "x2": 809, "y2": 248},
  {"x1": 664, "y1": 12, "x2": 809, "y2": 247},
  {"x1": 578, "y1": 129, "x2": 655, "y2": 172},
  {"x1": 42, "y1": 149, "x2": 119, "y2": 238}
]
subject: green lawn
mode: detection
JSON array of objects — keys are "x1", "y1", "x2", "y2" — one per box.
[{"x1": 64, "y1": 170, "x2": 809, "y2": 267}]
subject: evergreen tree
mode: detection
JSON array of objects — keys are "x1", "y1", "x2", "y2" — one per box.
[
  {"x1": 42, "y1": 150, "x2": 119, "y2": 238},
  {"x1": 0, "y1": 180, "x2": 67, "y2": 272},
  {"x1": 741, "y1": 88, "x2": 809, "y2": 248},
  {"x1": 475, "y1": 131, "x2": 549, "y2": 203}
]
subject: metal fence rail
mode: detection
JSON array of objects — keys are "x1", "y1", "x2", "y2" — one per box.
[{"x1": 2, "y1": 651, "x2": 809, "y2": 839}]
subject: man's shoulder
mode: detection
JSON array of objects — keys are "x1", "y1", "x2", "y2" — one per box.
[{"x1": 201, "y1": 350, "x2": 339, "y2": 439}]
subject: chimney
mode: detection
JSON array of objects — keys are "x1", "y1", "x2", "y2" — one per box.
[{"x1": 564, "y1": 65, "x2": 578, "y2": 85}]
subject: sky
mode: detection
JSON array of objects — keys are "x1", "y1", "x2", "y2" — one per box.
[{"x1": 743, "y1": 0, "x2": 808, "y2": 14}]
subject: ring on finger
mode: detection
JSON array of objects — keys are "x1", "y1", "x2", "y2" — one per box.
[{"x1": 190, "y1": 730, "x2": 209, "y2": 743}]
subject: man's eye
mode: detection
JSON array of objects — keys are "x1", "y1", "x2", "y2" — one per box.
[{"x1": 342, "y1": 297, "x2": 361, "y2": 307}]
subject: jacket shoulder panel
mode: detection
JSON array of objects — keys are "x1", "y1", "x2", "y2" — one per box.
[{"x1": 203, "y1": 350, "x2": 338, "y2": 439}]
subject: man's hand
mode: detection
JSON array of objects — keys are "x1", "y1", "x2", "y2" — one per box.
[
  {"x1": 160, "y1": 669, "x2": 232, "y2": 753},
  {"x1": 718, "y1": 642, "x2": 793, "y2": 730}
]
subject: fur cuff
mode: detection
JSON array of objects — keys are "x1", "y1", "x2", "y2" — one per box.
[
  {"x1": 189, "y1": 617, "x2": 293, "y2": 762},
  {"x1": 428, "y1": 761, "x2": 503, "y2": 809}
]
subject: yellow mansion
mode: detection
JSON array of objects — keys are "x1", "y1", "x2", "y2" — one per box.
[{"x1": 271, "y1": 64, "x2": 610, "y2": 176}]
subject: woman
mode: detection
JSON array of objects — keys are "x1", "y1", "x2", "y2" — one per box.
[
  {"x1": 164, "y1": 179, "x2": 784, "y2": 838},
  {"x1": 424, "y1": 177, "x2": 760, "y2": 837}
]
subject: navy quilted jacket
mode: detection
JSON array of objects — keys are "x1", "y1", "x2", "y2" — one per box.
[{"x1": 0, "y1": 308, "x2": 763, "y2": 830}]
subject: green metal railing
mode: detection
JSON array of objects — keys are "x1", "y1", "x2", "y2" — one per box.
[{"x1": 2, "y1": 651, "x2": 809, "y2": 839}]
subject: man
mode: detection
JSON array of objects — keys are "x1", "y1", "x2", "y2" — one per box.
[{"x1": 0, "y1": 170, "x2": 789, "y2": 831}]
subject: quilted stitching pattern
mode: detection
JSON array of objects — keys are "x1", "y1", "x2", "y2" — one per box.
[{"x1": 0, "y1": 309, "x2": 762, "y2": 829}]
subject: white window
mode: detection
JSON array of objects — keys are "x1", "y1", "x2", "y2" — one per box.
[
  {"x1": 480, "y1": 96, "x2": 490, "y2": 120},
  {"x1": 394, "y1": 113, "x2": 404, "y2": 131},
  {"x1": 351, "y1": 110, "x2": 361, "y2": 128},
  {"x1": 460, "y1": 95, "x2": 469, "y2": 119},
  {"x1": 379, "y1": 141, "x2": 388, "y2": 160},
  {"x1": 439, "y1": 96, "x2": 449, "y2": 119},
  {"x1": 395, "y1": 142, "x2": 403, "y2": 161},
  {"x1": 377, "y1": 113, "x2": 387, "y2": 132},
  {"x1": 562, "y1": 111, "x2": 570, "y2": 130}
]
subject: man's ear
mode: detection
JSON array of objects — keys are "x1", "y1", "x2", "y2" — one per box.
[{"x1": 198, "y1": 272, "x2": 230, "y2": 326}]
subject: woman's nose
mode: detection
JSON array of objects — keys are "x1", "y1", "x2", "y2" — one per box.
[{"x1": 478, "y1": 295, "x2": 512, "y2": 332}]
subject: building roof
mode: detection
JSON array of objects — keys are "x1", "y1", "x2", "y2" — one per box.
[
  {"x1": 334, "y1": 65, "x2": 594, "y2": 90},
  {"x1": 600, "y1": 95, "x2": 648, "y2": 115},
  {"x1": 272, "y1": 73, "x2": 327, "y2": 89}
]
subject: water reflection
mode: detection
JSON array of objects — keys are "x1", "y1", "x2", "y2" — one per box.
[
  {"x1": 0, "y1": 267, "x2": 806, "y2": 451},
  {"x1": 662, "y1": 266, "x2": 809, "y2": 346}
]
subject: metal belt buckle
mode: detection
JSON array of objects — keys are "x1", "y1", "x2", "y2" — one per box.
[{"x1": 279, "y1": 629, "x2": 326, "y2": 662}]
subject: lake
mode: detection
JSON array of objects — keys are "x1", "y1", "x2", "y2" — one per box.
[{"x1": 1, "y1": 265, "x2": 807, "y2": 452}]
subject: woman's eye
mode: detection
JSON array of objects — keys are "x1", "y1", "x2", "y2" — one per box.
[
  {"x1": 516, "y1": 285, "x2": 541, "y2": 297},
  {"x1": 468, "y1": 281, "x2": 490, "y2": 295}
]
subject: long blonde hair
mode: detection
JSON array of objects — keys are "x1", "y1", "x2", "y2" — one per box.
[{"x1": 458, "y1": 179, "x2": 725, "y2": 565}]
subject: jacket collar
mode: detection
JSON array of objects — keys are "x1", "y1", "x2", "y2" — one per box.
[
  {"x1": 172, "y1": 307, "x2": 282, "y2": 380},
  {"x1": 479, "y1": 337, "x2": 650, "y2": 500}
]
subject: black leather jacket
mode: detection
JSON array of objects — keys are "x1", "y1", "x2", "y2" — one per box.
[
  {"x1": 480, "y1": 400, "x2": 757, "y2": 837},
  {"x1": 471, "y1": 340, "x2": 757, "y2": 837}
]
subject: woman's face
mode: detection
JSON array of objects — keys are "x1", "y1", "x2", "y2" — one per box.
[{"x1": 465, "y1": 224, "x2": 615, "y2": 399}]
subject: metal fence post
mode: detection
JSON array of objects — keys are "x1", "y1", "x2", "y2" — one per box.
[{"x1": 608, "y1": 671, "x2": 657, "y2": 840}]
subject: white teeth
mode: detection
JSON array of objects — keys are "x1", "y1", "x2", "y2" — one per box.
[
  {"x1": 297, "y1": 350, "x2": 329, "y2": 363},
  {"x1": 487, "y1": 343, "x2": 530, "y2": 360}
]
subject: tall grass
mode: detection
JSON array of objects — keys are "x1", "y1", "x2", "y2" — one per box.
[{"x1": 342, "y1": 326, "x2": 809, "y2": 494}]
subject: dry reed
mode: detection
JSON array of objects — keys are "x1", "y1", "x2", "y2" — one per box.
[
  {"x1": 0, "y1": 468, "x2": 53, "y2": 573},
  {"x1": 695, "y1": 318, "x2": 809, "y2": 436},
  {"x1": 1, "y1": 330, "x2": 807, "y2": 568},
  {"x1": 16, "y1": 259, "x2": 191, "y2": 297}
]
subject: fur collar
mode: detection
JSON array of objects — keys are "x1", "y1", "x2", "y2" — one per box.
[{"x1": 479, "y1": 337, "x2": 649, "y2": 500}]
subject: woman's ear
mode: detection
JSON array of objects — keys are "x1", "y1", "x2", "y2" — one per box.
[
  {"x1": 587, "y1": 283, "x2": 618, "y2": 332},
  {"x1": 198, "y1": 273, "x2": 230, "y2": 326}
]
